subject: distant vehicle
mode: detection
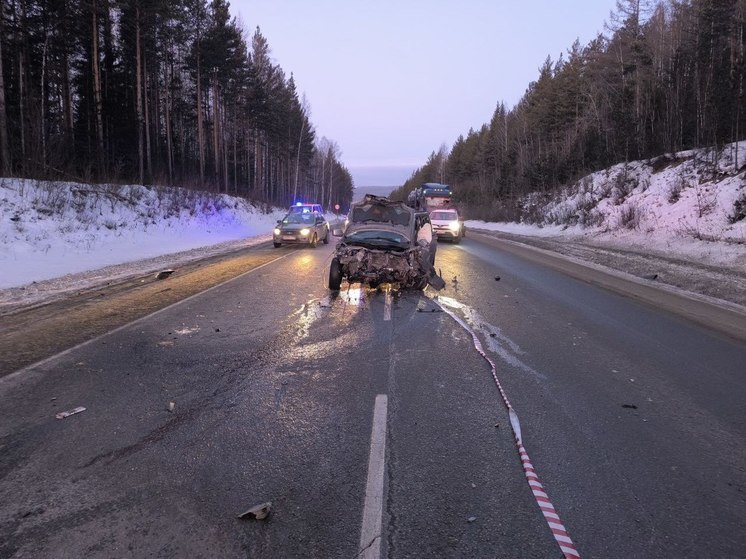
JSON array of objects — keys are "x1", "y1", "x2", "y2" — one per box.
[
  {"x1": 328, "y1": 195, "x2": 444, "y2": 290},
  {"x1": 407, "y1": 183, "x2": 453, "y2": 211},
  {"x1": 430, "y1": 208, "x2": 465, "y2": 243},
  {"x1": 289, "y1": 202, "x2": 324, "y2": 214},
  {"x1": 273, "y1": 210, "x2": 329, "y2": 248}
]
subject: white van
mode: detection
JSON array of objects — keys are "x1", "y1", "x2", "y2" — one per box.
[{"x1": 429, "y1": 208, "x2": 464, "y2": 243}]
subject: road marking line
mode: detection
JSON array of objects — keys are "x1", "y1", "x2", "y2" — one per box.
[
  {"x1": 358, "y1": 394, "x2": 388, "y2": 559},
  {"x1": 383, "y1": 290, "x2": 393, "y2": 321},
  {"x1": 2, "y1": 253, "x2": 294, "y2": 383}
]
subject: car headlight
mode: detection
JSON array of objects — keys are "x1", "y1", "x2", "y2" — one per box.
[
  {"x1": 273, "y1": 228, "x2": 281, "y2": 235},
  {"x1": 448, "y1": 221, "x2": 461, "y2": 232},
  {"x1": 300, "y1": 228, "x2": 310, "y2": 236}
]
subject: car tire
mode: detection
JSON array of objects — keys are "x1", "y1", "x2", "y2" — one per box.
[
  {"x1": 453, "y1": 234, "x2": 461, "y2": 244},
  {"x1": 310, "y1": 233, "x2": 318, "y2": 248},
  {"x1": 323, "y1": 229, "x2": 329, "y2": 244},
  {"x1": 329, "y1": 257, "x2": 343, "y2": 290},
  {"x1": 273, "y1": 242, "x2": 281, "y2": 248}
]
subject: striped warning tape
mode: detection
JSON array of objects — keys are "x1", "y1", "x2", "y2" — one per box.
[{"x1": 435, "y1": 299, "x2": 581, "y2": 559}]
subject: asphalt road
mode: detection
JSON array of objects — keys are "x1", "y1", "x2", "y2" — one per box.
[{"x1": 1, "y1": 236, "x2": 744, "y2": 558}]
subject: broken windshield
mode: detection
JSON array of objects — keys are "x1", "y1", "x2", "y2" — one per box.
[{"x1": 344, "y1": 230, "x2": 410, "y2": 250}]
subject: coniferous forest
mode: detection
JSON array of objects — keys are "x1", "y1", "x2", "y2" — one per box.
[
  {"x1": 393, "y1": 0, "x2": 745, "y2": 220},
  {"x1": 0, "y1": 0, "x2": 353, "y2": 209}
]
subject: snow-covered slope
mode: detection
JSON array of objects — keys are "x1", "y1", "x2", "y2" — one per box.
[
  {"x1": 530, "y1": 141, "x2": 745, "y2": 242},
  {"x1": 0, "y1": 180, "x2": 286, "y2": 288}
]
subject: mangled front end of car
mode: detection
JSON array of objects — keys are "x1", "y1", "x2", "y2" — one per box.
[{"x1": 331, "y1": 244, "x2": 444, "y2": 290}]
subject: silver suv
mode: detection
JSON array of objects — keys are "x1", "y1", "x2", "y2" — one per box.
[{"x1": 328, "y1": 195, "x2": 444, "y2": 290}]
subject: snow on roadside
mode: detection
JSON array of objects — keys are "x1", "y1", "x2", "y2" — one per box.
[
  {"x1": 1, "y1": 178, "x2": 286, "y2": 289},
  {"x1": 468, "y1": 141, "x2": 746, "y2": 272}
]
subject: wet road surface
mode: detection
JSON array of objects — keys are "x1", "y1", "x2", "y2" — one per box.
[{"x1": 1, "y1": 236, "x2": 745, "y2": 558}]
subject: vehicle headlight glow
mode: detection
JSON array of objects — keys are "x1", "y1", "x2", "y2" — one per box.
[
  {"x1": 273, "y1": 228, "x2": 281, "y2": 235},
  {"x1": 448, "y1": 221, "x2": 461, "y2": 232},
  {"x1": 300, "y1": 228, "x2": 310, "y2": 236}
]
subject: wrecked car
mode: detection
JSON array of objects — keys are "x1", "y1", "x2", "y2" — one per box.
[{"x1": 328, "y1": 195, "x2": 445, "y2": 291}]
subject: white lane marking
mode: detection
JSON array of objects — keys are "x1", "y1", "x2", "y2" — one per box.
[
  {"x1": 383, "y1": 290, "x2": 393, "y2": 321},
  {"x1": 359, "y1": 394, "x2": 388, "y2": 559}
]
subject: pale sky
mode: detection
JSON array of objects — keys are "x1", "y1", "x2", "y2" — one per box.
[{"x1": 230, "y1": 1, "x2": 619, "y2": 186}]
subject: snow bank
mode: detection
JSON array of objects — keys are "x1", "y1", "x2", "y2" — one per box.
[{"x1": 0, "y1": 179, "x2": 285, "y2": 288}]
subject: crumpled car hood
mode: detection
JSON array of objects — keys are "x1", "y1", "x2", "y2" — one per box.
[{"x1": 335, "y1": 244, "x2": 444, "y2": 290}]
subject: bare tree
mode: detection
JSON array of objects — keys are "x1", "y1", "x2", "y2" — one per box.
[{"x1": 0, "y1": 13, "x2": 11, "y2": 175}]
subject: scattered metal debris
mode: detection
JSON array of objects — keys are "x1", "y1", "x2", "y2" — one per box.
[
  {"x1": 155, "y1": 269, "x2": 175, "y2": 280},
  {"x1": 467, "y1": 516, "x2": 477, "y2": 523},
  {"x1": 55, "y1": 406, "x2": 86, "y2": 420},
  {"x1": 238, "y1": 502, "x2": 271, "y2": 520}
]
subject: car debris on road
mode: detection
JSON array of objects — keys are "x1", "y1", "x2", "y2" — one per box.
[
  {"x1": 238, "y1": 501, "x2": 272, "y2": 520},
  {"x1": 55, "y1": 406, "x2": 86, "y2": 419}
]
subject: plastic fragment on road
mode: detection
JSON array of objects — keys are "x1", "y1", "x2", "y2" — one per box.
[
  {"x1": 155, "y1": 269, "x2": 175, "y2": 280},
  {"x1": 238, "y1": 502, "x2": 271, "y2": 520},
  {"x1": 55, "y1": 406, "x2": 86, "y2": 419},
  {"x1": 167, "y1": 402, "x2": 175, "y2": 412},
  {"x1": 468, "y1": 516, "x2": 477, "y2": 523}
]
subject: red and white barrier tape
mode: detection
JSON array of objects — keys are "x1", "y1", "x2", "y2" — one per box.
[{"x1": 435, "y1": 299, "x2": 581, "y2": 559}]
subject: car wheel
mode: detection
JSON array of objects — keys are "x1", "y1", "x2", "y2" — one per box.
[
  {"x1": 329, "y1": 257, "x2": 343, "y2": 290},
  {"x1": 310, "y1": 233, "x2": 318, "y2": 248},
  {"x1": 273, "y1": 242, "x2": 281, "y2": 248},
  {"x1": 453, "y1": 234, "x2": 461, "y2": 244},
  {"x1": 323, "y1": 229, "x2": 329, "y2": 244}
]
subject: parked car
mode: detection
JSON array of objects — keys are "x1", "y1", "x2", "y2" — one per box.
[
  {"x1": 430, "y1": 208, "x2": 464, "y2": 243},
  {"x1": 328, "y1": 195, "x2": 444, "y2": 290},
  {"x1": 273, "y1": 211, "x2": 329, "y2": 248}
]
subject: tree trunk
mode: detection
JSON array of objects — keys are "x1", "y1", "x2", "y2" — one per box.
[
  {"x1": 40, "y1": 33, "x2": 48, "y2": 168},
  {"x1": 196, "y1": 45, "x2": 205, "y2": 185},
  {"x1": 91, "y1": 0, "x2": 105, "y2": 178},
  {"x1": 164, "y1": 61, "x2": 173, "y2": 184},
  {"x1": 0, "y1": 15, "x2": 11, "y2": 176},
  {"x1": 19, "y1": 53, "x2": 25, "y2": 170},
  {"x1": 212, "y1": 72, "x2": 220, "y2": 190},
  {"x1": 144, "y1": 52, "x2": 152, "y2": 182},
  {"x1": 135, "y1": 4, "x2": 144, "y2": 184}
]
